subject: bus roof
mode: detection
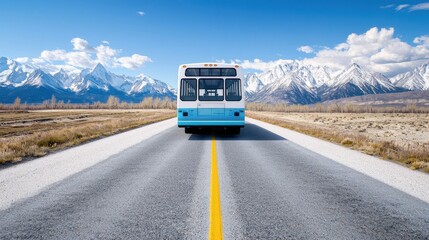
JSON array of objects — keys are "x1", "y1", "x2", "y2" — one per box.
[{"x1": 180, "y1": 63, "x2": 240, "y2": 68}]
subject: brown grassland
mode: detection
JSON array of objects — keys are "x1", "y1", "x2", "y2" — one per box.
[
  {"x1": 0, "y1": 109, "x2": 175, "y2": 164},
  {"x1": 247, "y1": 111, "x2": 429, "y2": 173}
]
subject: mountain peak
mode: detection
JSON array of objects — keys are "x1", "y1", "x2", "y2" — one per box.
[
  {"x1": 24, "y1": 69, "x2": 64, "y2": 89},
  {"x1": 348, "y1": 63, "x2": 361, "y2": 70},
  {"x1": 339, "y1": 63, "x2": 364, "y2": 77},
  {"x1": 0, "y1": 57, "x2": 18, "y2": 70},
  {"x1": 90, "y1": 63, "x2": 111, "y2": 81},
  {"x1": 136, "y1": 73, "x2": 156, "y2": 85},
  {"x1": 393, "y1": 62, "x2": 429, "y2": 90},
  {"x1": 54, "y1": 68, "x2": 67, "y2": 76},
  {"x1": 136, "y1": 73, "x2": 149, "y2": 79},
  {"x1": 31, "y1": 68, "x2": 44, "y2": 76},
  {"x1": 91, "y1": 63, "x2": 107, "y2": 73}
]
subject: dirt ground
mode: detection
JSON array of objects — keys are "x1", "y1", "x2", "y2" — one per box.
[
  {"x1": 248, "y1": 111, "x2": 429, "y2": 172},
  {"x1": 0, "y1": 109, "x2": 175, "y2": 163},
  {"x1": 250, "y1": 112, "x2": 429, "y2": 147},
  {"x1": 0, "y1": 109, "x2": 175, "y2": 138}
]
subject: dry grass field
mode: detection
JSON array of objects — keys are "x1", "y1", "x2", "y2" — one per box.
[
  {"x1": 0, "y1": 109, "x2": 175, "y2": 164},
  {"x1": 247, "y1": 111, "x2": 429, "y2": 172}
]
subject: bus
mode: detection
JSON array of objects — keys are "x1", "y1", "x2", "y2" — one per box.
[{"x1": 177, "y1": 63, "x2": 245, "y2": 134}]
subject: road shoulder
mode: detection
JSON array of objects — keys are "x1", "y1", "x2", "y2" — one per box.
[{"x1": 0, "y1": 118, "x2": 177, "y2": 211}]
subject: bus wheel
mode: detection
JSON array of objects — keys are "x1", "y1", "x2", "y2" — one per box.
[{"x1": 185, "y1": 127, "x2": 193, "y2": 134}]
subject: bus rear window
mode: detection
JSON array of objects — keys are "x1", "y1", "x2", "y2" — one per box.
[
  {"x1": 185, "y1": 68, "x2": 237, "y2": 77},
  {"x1": 180, "y1": 79, "x2": 197, "y2": 101},
  {"x1": 198, "y1": 78, "x2": 224, "y2": 101},
  {"x1": 225, "y1": 79, "x2": 242, "y2": 101},
  {"x1": 200, "y1": 68, "x2": 221, "y2": 76},
  {"x1": 185, "y1": 68, "x2": 199, "y2": 76},
  {"x1": 221, "y1": 68, "x2": 237, "y2": 76}
]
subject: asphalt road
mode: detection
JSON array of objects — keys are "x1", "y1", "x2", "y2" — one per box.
[{"x1": 0, "y1": 122, "x2": 428, "y2": 239}]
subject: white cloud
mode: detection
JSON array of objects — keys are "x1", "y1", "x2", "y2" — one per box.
[
  {"x1": 102, "y1": 40, "x2": 110, "y2": 45},
  {"x1": 116, "y1": 54, "x2": 152, "y2": 69},
  {"x1": 304, "y1": 27, "x2": 429, "y2": 75},
  {"x1": 383, "y1": 3, "x2": 429, "y2": 12},
  {"x1": 23, "y1": 38, "x2": 152, "y2": 74},
  {"x1": 14, "y1": 57, "x2": 30, "y2": 64},
  {"x1": 71, "y1": 38, "x2": 93, "y2": 51},
  {"x1": 410, "y1": 2, "x2": 429, "y2": 11},
  {"x1": 137, "y1": 11, "x2": 145, "y2": 16},
  {"x1": 414, "y1": 36, "x2": 429, "y2": 45},
  {"x1": 39, "y1": 49, "x2": 95, "y2": 69},
  {"x1": 95, "y1": 45, "x2": 117, "y2": 66},
  {"x1": 235, "y1": 27, "x2": 429, "y2": 76},
  {"x1": 230, "y1": 59, "x2": 294, "y2": 71},
  {"x1": 395, "y1": 4, "x2": 410, "y2": 11},
  {"x1": 297, "y1": 45, "x2": 314, "y2": 53},
  {"x1": 380, "y1": 4, "x2": 395, "y2": 9},
  {"x1": 40, "y1": 49, "x2": 68, "y2": 61},
  {"x1": 65, "y1": 51, "x2": 95, "y2": 68}
]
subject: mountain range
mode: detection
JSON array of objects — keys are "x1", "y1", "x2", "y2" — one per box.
[
  {"x1": 0, "y1": 57, "x2": 176, "y2": 104},
  {"x1": 321, "y1": 90, "x2": 429, "y2": 107},
  {"x1": 1, "y1": 55, "x2": 429, "y2": 105},
  {"x1": 244, "y1": 61, "x2": 429, "y2": 105}
]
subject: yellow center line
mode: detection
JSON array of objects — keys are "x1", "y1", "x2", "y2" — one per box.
[{"x1": 209, "y1": 135, "x2": 223, "y2": 240}]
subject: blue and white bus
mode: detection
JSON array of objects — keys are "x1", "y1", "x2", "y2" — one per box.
[{"x1": 177, "y1": 63, "x2": 245, "y2": 134}]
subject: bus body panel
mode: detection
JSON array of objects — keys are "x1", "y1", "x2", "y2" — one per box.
[
  {"x1": 177, "y1": 63, "x2": 245, "y2": 128},
  {"x1": 177, "y1": 107, "x2": 245, "y2": 127}
]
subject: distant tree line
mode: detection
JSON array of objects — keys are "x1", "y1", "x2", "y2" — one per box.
[
  {"x1": 246, "y1": 102, "x2": 429, "y2": 113},
  {"x1": 4, "y1": 95, "x2": 429, "y2": 113},
  {"x1": 0, "y1": 95, "x2": 177, "y2": 110}
]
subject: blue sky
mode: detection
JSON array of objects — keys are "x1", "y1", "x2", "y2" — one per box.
[{"x1": 1, "y1": 0, "x2": 429, "y2": 87}]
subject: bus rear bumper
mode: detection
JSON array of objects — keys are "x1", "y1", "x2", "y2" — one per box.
[
  {"x1": 177, "y1": 107, "x2": 245, "y2": 128},
  {"x1": 178, "y1": 120, "x2": 245, "y2": 127}
]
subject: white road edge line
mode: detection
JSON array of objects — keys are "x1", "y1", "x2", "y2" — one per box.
[
  {"x1": 0, "y1": 118, "x2": 177, "y2": 211},
  {"x1": 247, "y1": 117, "x2": 429, "y2": 203}
]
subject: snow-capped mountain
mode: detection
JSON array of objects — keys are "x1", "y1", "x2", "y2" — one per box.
[
  {"x1": 0, "y1": 57, "x2": 176, "y2": 104},
  {"x1": 70, "y1": 64, "x2": 114, "y2": 92},
  {"x1": 244, "y1": 62, "x2": 332, "y2": 104},
  {"x1": 307, "y1": 65, "x2": 335, "y2": 87},
  {"x1": 391, "y1": 63, "x2": 429, "y2": 90},
  {"x1": 0, "y1": 57, "x2": 30, "y2": 87},
  {"x1": 257, "y1": 62, "x2": 301, "y2": 85},
  {"x1": 23, "y1": 69, "x2": 64, "y2": 89},
  {"x1": 244, "y1": 73, "x2": 264, "y2": 97},
  {"x1": 244, "y1": 62, "x2": 407, "y2": 104},
  {"x1": 319, "y1": 63, "x2": 401, "y2": 101},
  {"x1": 248, "y1": 72, "x2": 319, "y2": 104},
  {"x1": 68, "y1": 63, "x2": 175, "y2": 98},
  {"x1": 247, "y1": 63, "x2": 320, "y2": 104},
  {"x1": 53, "y1": 69, "x2": 74, "y2": 88},
  {"x1": 255, "y1": 62, "x2": 334, "y2": 89},
  {"x1": 129, "y1": 73, "x2": 177, "y2": 98},
  {"x1": 3, "y1": 55, "x2": 425, "y2": 105}
]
